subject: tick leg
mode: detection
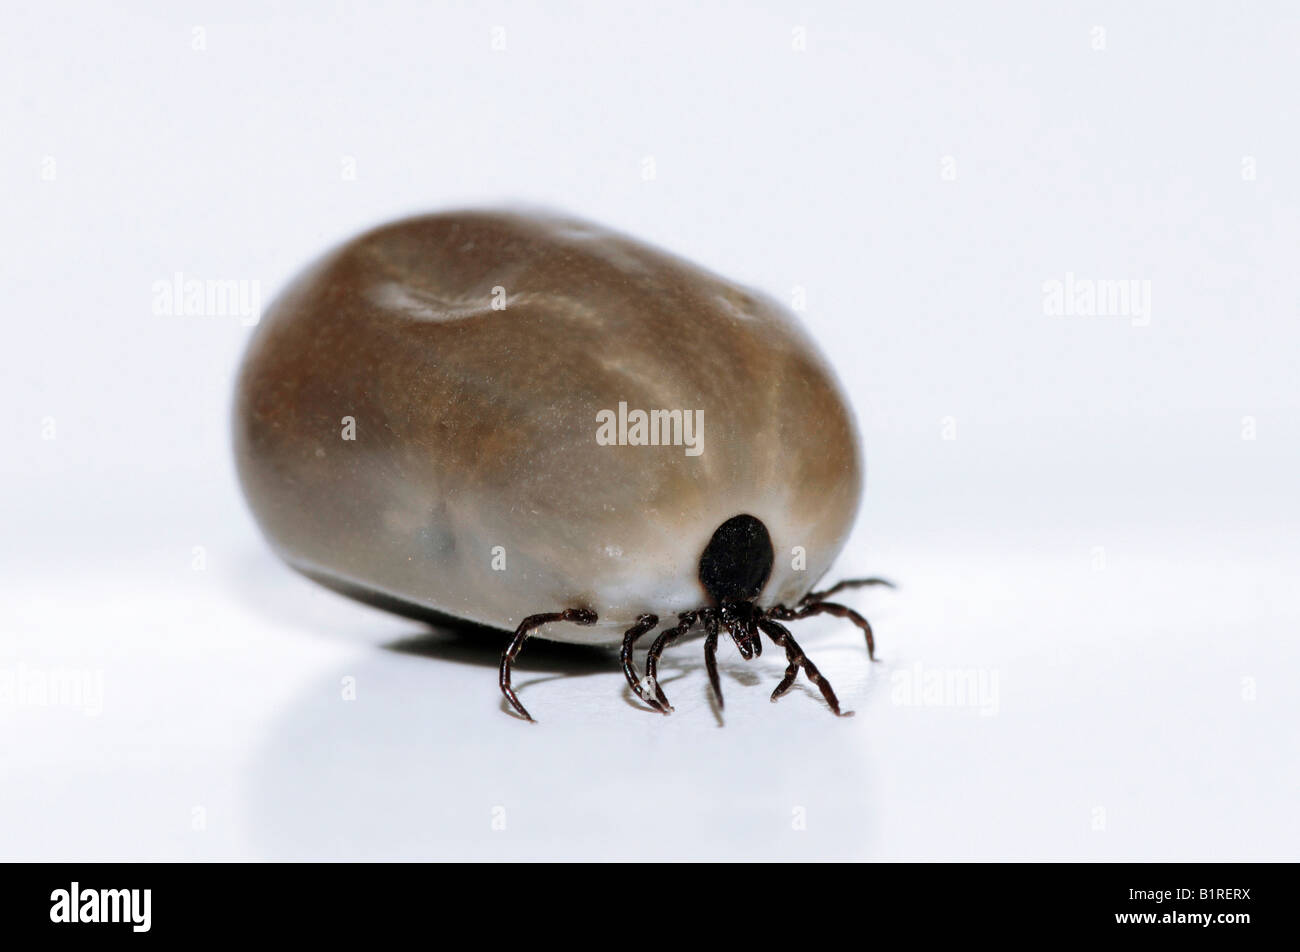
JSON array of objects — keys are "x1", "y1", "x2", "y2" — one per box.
[
  {"x1": 768, "y1": 603, "x2": 798, "y2": 621},
  {"x1": 499, "y1": 607, "x2": 598, "y2": 722},
  {"x1": 800, "y1": 577, "x2": 895, "y2": 606},
  {"x1": 620, "y1": 613, "x2": 664, "y2": 713},
  {"x1": 770, "y1": 657, "x2": 800, "y2": 701},
  {"x1": 757, "y1": 617, "x2": 852, "y2": 717},
  {"x1": 645, "y1": 611, "x2": 698, "y2": 713},
  {"x1": 702, "y1": 613, "x2": 723, "y2": 709},
  {"x1": 788, "y1": 600, "x2": 877, "y2": 660},
  {"x1": 761, "y1": 616, "x2": 807, "y2": 705}
]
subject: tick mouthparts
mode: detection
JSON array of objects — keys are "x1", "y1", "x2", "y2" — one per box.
[{"x1": 727, "y1": 620, "x2": 761, "y2": 660}]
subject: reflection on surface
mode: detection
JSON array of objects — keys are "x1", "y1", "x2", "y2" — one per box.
[{"x1": 246, "y1": 623, "x2": 880, "y2": 861}]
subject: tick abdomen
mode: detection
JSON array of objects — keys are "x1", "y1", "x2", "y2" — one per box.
[{"x1": 233, "y1": 209, "x2": 861, "y2": 643}]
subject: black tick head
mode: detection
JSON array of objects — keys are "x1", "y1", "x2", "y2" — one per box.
[{"x1": 699, "y1": 514, "x2": 773, "y2": 660}]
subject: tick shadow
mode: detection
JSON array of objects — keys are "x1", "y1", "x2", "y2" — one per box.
[
  {"x1": 384, "y1": 624, "x2": 619, "y2": 719},
  {"x1": 381, "y1": 612, "x2": 879, "y2": 737},
  {"x1": 387, "y1": 622, "x2": 829, "y2": 729},
  {"x1": 227, "y1": 546, "x2": 762, "y2": 719},
  {"x1": 227, "y1": 548, "x2": 411, "y2": 646},
  {"x1": 386, "y1": 624, "x2": 609, "y2": 671},
  {"x1": 383, "y1": 623, "x2": 743, "y2": 721}
]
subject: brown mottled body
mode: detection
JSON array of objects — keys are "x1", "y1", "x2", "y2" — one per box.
[{"x1": 234, "y1": 209, "x2": 862, "y2": 647}]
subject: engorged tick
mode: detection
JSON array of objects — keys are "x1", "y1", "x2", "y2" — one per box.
[{"x1": 233, "y1": 208, "x2": 894, "y2": 721}]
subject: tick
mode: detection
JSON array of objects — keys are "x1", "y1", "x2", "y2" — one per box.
[{"x1": 234, "y1": 209, "x2": 892, "y2": 720}]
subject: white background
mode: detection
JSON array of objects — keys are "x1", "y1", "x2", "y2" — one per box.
[{"x1": 3, "y1": 1, "x2": 1297, "y2": 860}]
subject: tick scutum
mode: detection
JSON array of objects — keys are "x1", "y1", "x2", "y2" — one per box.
[{"x1": 698, "y1": 514, "x2": 774, "y2": 605}]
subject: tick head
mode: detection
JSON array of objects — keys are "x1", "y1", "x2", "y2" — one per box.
[
  {"x1": 699, "y1": 514, "x2": 773, "y2": 605},
  {"x1": 700, "y1": 514, "x2": 773, "y2": 659}
]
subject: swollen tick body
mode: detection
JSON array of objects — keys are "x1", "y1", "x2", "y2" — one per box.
[{"x1": 233, "y1": 209, "x2": 891, "y2": 720}]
